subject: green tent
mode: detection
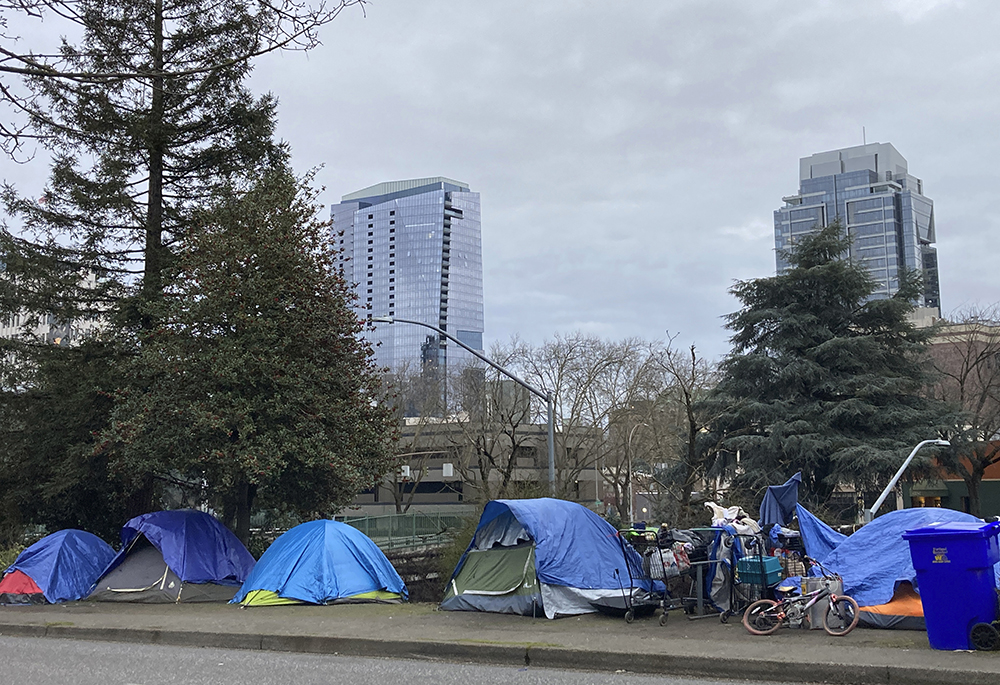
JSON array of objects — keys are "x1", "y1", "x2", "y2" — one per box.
[{"x1": 442, "y1": 544, "x2": 542, "y2": 616}]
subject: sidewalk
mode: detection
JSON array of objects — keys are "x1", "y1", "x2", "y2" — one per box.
[{"x1": 1, "y1": 601, "x2": 998, "y2": 685}]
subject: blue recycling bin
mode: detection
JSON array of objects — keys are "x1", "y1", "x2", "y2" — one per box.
[{"x1": 902, "y1": 521, "x2": 1000, "y2": 650}]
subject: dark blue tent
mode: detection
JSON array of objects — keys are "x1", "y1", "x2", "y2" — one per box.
[
  {"x1": 0, "y1": 530, "x2": 115, "y2": 604},
  {"x1": 89, "y1": 509, "x2": 255, "y2": 603},
  {"x1": 231, "y1": 520, "x2": 407, "y2": 606},
  {"x1": 441, "y1": 498, "x2": 646, "y2": 618}
]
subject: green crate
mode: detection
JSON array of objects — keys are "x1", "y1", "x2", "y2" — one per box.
[{"x1": 736, "y1": 555, "x2": 783, "y2": 586}]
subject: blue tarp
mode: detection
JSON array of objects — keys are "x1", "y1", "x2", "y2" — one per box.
[
  {"x1": 231, "y1": 520, "x2": 407, "y2": 604},
  {"x1": 462, "y1": 498, "x2": 638, "y2": 590},
  {"x1": 795, "y1": 504, "x2": 847, "y2": 563},
  {"x1": 759, "y1": 472, "x2": 802, "y2": 527},
  {"x1": 822, "y1": 508, "x2": 1000, "y2": 607},
  {"x1": 4, "y1": 530, "x2": 115, "y2": 603},
  {"x1": 104, "y1": 510, "x2": 255, "y2": 586}
]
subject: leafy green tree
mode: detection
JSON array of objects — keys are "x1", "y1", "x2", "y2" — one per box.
[
  {"x1": 0, "y1": 0, "x2": 362, "y2": 530},
  {"x1": 99, "y1": 169, "x2": 397, "y2": 543},
  {"x1": 710, "y1": 221, "x2": 948, "y2": 514}
]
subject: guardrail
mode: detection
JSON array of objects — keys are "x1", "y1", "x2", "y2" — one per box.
[{"x1": 338, "y1": 512, "x2": 468, "y2": 551}]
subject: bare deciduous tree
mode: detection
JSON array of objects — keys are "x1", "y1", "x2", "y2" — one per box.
[{"x1": 929, "y1": 307, "x2": 1000, "y2": 517}]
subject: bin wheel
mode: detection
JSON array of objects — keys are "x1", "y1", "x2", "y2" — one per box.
[
  {"x1": 719, "y1": 611, "x2": 729, "y2": 624},
  {"x1": 971, "y1": 622, "x2": 1000, "y2": 651},
  {"x1": 659, "y1": 612, "x2": 669, "y2": 627},
  {"x1": 624, "y1": 609, "x2": 635, "y2": 624}
]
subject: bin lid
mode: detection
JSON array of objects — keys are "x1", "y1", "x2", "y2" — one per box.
[{"x1": 901, "y1": 520, "x2": 1000, "y2": 540}]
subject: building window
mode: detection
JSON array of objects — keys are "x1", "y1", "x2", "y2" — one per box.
[
  {"x1": 367, "y1": 289, "x2": 372, "y2": 294},
  {"x1": 367, "y1": 281, "x2": 372, "y2": 286},
  {"x1": 389, "y1": 278, "x2": 394, "y2": 283},
  {"x1": 389, "y1": 210, "x2": 395, "y2": 216},
  {"x1": 367, "y1": 248, "x2": 373, "y2": 253},
  {"x1": 389, "y1": 286, "x2": 394, "y2": 291},
  {"x1": 368, "y1": 223, "x2": 373, "y2": 228},
  {"x1": 389, "y1": 294, "x2": 394, "y2": 299},
  {"x1": 389, "y1": 261, "x2": 394, "y2": 266},
  {"x1": 368, "y1": 214, "x2": 373, "y2": 219},
  {"x1": 389, "y1": 220, "x2": 395, "y2": 225},
  {"x1": 389, "y1": 269, "x2": 395, "y2": 274}
]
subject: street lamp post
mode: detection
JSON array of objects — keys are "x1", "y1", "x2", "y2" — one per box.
[
  {"x1": 864, "y1": 439, "x2": 951, "y2": 523},
  {"x1": 626, "y1": 422, "x2": 648, "y2": 526},
  {"x1": 371, "y1": 316, "x2": 557, "y2": 495}
]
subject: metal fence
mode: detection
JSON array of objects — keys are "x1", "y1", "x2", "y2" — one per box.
[{"x1": 338, "y1": 512, "x2": 468, "y2": 551}]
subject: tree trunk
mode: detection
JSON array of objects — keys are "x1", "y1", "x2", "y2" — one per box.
[
  {"x1": 233, "y1": 478, "x2": 257, "y2": 546},
  {"x1": 965, "y1": 469, "x2": 983, "y2": 518},
  {"x1": 142, "y1": 0, "x2": 166, "y2": 312}
]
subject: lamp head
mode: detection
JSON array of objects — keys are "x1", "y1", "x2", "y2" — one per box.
[{"x1": 371, "y1": 316, "x2": 394, "y2": 324}]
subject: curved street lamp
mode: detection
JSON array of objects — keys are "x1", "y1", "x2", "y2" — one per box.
[
  {"x1": 864, "y1": 438, "x2": 951, "y2": 523},
  {"x1": 371, "y1": 316, "x2": 557, "y2": 495}
]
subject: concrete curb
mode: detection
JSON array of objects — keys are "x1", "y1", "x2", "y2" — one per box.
[{"x1": 1, "y1": 622, "x2": 997, "y2": 685}]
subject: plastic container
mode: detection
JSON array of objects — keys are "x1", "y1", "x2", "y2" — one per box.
[
  {"x1": 902, "y1": 520, "x2": 1000, "y2": 650},
  {"x1": 803, "y1": 576, "x2": 843, "y2": 630},
  {"x1": 736, "y1": 555, "x2": 783, "y2": 586}
]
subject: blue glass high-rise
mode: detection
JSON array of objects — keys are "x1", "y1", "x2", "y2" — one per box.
[
  {"x1": 331, "y1": 177, "x2": 484, "y2": 375},
  {"x1": 774, "y1": 143, "x2": 940, "y2": 313}
]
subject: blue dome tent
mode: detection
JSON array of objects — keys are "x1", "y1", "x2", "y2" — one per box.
[
  {"x1": 0, "y1": 530, "x2": 115, "y2": 604},
  {"x1": 232, "y1": 520, "x2": 407, "y2": 606},
  {"x1": 89, "y1": 509, "x2": 255, "y2": 603},
  {"x1": 441, "y1": 498, "x2": 646, "y2": 619}
]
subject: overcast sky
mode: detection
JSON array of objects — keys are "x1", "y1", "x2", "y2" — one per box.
[{"x1": 7, "y1": 1, "x2": 1000, "y2": 360}]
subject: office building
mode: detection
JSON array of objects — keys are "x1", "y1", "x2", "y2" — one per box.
[
  {"x1": 774, "y1": 143, "x2": 940, "y2": 312},
  {"x1": 331, "y1": 177, "x2": 484, "y2": 373}
]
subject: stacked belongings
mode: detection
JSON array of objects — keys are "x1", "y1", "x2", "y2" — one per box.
[
  {"x1": 0, "y1": 530, "x2": 115, "y2": 605},
  {"x1": 88, "y1": 509, "x2": 255, "y2": 603},
  {"x1": 231, "y1": 520, "x2": 407, "y2": 606},
  {"x1": 441, "y1": 498, "x2": 649, "y2": 619}
]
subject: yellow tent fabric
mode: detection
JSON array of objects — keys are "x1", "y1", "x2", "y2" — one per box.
[{"x1": 240, "y1": 588, "x2": 402, "y2": 607}]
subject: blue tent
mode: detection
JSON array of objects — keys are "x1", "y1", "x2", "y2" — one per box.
[
  {"x1": 441, "y1": 498, "x2": 646, "y2": 619},
  {"x1": 1, "y1": 530, "x2": 115, "y2": 604},
  {"x1": 231, "y1": 520, "x2": 407, "y2": 606},
  {"x1": 822, "y1": 507, "x2": 1000, "y2": 607},
  {"x1": 89, "y1": 509, "x2": 255, "y2": 603}
]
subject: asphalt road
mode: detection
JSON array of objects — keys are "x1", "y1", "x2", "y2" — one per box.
[{"x1": 0, "y1": 636, "x2": 796, "y2": 685}]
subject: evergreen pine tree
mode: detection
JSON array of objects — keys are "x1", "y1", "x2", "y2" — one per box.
[
  {"x1": 711, "y1": 221, "x2": 948, "y2": 515},
  {"x1": 99, "y1": 169, "x2": 396, "y2": 543}
]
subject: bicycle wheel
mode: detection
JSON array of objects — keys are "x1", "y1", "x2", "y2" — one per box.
[
  {"x1": 742, "y1": 599, "x2": 781, "y2": 635},
  {"x1": 823, "y1": 596, "x2": 860, "y2": 636}
]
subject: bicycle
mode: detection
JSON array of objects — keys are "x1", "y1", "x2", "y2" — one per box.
[{"x1": 741, "y1": 558, "x2": 860, "y2": 637}]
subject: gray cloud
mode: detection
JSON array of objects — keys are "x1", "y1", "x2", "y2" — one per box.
[{"x1": 4, "y1": 1, "x2": 998, "y2": 359}]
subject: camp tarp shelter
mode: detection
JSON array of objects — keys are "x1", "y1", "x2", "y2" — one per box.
[
  {"x1": 0, "y1": 529, "x2": 115, "y2": 605},
  {"x1": 759, "y1": 472, "x2": 801, "y2": 527},
  {"x1": 232, "y1": 520, "x2": 407, "y2": 606},
  {"x1": 89, "y1": 509, "x2": 255, "y2": 603},
  {"x1": 822, "y1": 507, "x2": 1000, "y2": 607},
  {"x1": 795, "y1": 504, "x2": 847, "y2": 563},
  {"x1": 440, "y1": 498, "x2": 647, "y2": 619}
]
